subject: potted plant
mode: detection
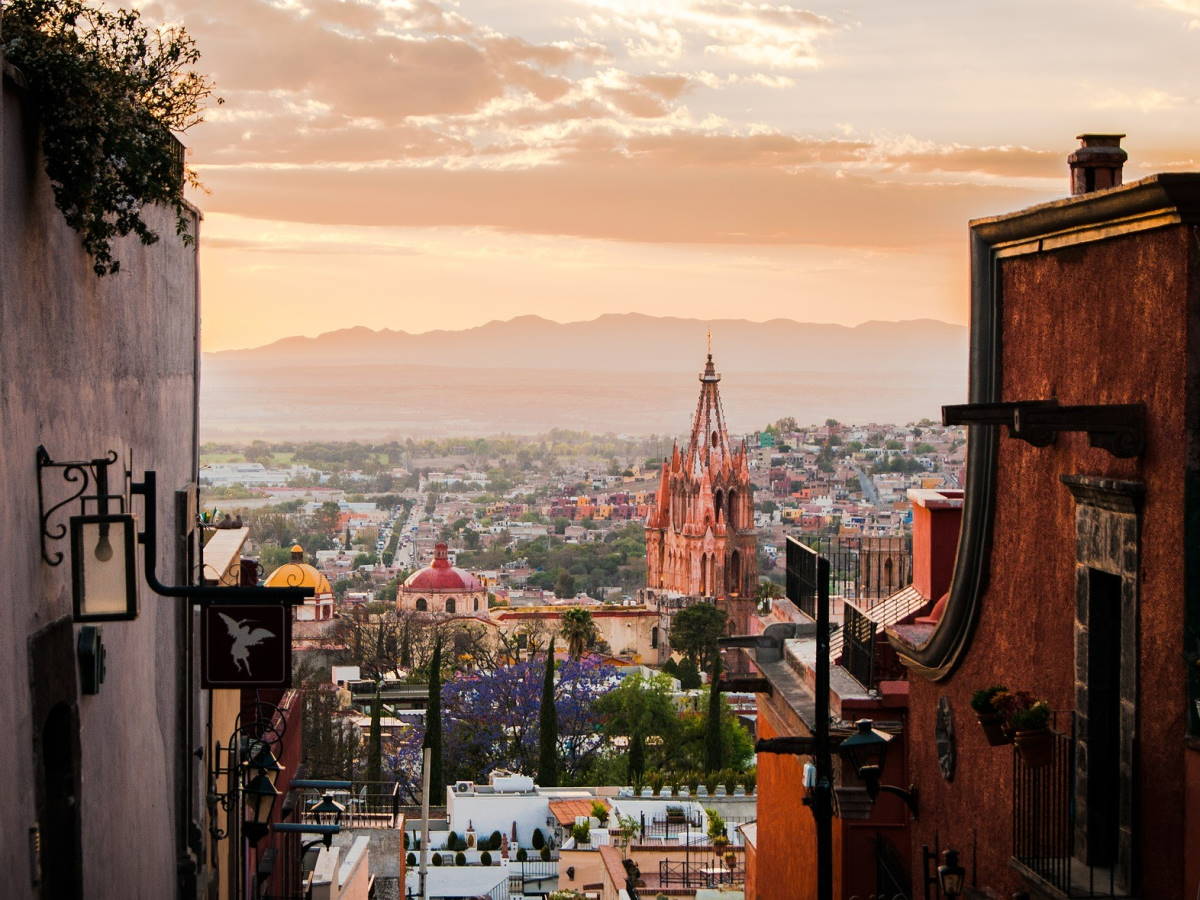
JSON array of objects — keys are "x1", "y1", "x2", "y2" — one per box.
[
  {"x1": 571, "y1": 822, "x2": 591, "y2": 845},
  {"x1": 970, "y1": 684, "x2": 1012, "y2": 746},
  {"x1": 590, "y1": 800, "x2": 610, "y2": 826},
  {"x1": 996, "y1": 691, "x2": 1053, "y2": 767}
]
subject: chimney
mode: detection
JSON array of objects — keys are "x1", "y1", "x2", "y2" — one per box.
[
  {"x1": 907, "y1": 488, "x2": 964, "y2": 606},
  {"x1": 1068, "y1": 133, "x2": 1127, "y2": 195}
]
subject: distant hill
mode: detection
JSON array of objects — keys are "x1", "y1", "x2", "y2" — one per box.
[
  {"x1": 210, "y1": 313, "x2": 966, "y2": 374},
  {"x1": 201, "y1": 314, "x2": 967, "y2": 439}
]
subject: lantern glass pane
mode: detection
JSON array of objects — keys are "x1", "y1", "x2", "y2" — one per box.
[{"x1": 72, "y1": 516, "x2": 137, "y2": 620}]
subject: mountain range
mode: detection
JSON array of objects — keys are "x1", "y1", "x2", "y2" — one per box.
[{"x1": 201, "y1": 314, "x2": 967, "y2": 440}]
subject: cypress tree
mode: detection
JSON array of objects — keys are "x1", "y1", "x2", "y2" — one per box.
[
  {"x1": 627, "y1": 731, "x2": 646, "y2": 786},
  {"x1": 367, "y1": 683, "x2": 383, "y2": 784},
  {"x1": 537, "y1": 637, "x2": 559, "y2": 787},
  {"x1": 423, "y1": 639, "x2": 443, "y2": 796},
  {"x1": 705, "y1": 655, "x2": 723, "y2": 773}
]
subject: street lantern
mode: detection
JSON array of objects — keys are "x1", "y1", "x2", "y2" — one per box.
[
  {"x1": 243, "y1": 772, "x2": 281, "y2": 843},
  {"x1": 70, "y1": 514, "x2": 138, "y2": 621},
  {"x1": 837, "y1": 719, "x2": 893, "y2": 784},
  {"x1": 836, "y1": 718, "x2": 918, "y2": 816},
  {"x1": 938, "y1": 848, "x2": 965, "y2": 897},
  {"x1": 245, "y1": 740, "x2": 283, "y2": 783},
  {"x1": 309, "y1": 792, "x2": 346, "y2": 826}
]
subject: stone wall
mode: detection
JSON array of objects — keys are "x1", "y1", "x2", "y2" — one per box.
[{"x1": 1, "y1": 66, "x2": 201, "y2": 898}]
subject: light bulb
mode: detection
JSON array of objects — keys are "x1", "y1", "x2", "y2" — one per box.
[{"x1": 94, "y1": 529, "x2": 113, "y2": 562}]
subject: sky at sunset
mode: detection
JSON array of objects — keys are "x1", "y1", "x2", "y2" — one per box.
[{"x1": 147, "y1": 0, "x2": 1200, "y2": 350}]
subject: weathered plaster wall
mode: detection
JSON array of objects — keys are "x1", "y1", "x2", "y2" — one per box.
[
  {"x1": 907, "y1": 225, "x2": 1192, "y2": 898},
  {"x1": 1, "y1": 70, "x2": 200, "y2": 898}
]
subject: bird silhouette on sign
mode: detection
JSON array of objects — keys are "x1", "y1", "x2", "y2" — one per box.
[{"x1": 219, "y1": 613, "x2": 276, "y2": 676}]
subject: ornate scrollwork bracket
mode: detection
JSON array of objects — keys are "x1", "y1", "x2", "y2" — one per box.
[
  {"x1": 942, "y1": 400, "x2": 1145, "y2": 459},
  {"x1": 36, "y1": 445, "x2": 124, "y2": 566}
]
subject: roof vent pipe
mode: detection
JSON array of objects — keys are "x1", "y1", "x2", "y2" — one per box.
[{"x1": 1068, "y1": 133, "x2": 1127, "y2": 195}]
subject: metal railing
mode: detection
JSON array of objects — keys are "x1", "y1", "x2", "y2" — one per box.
[
  {"x1": 297, "y1": 781, "x2": 402, "y2": 829},
  {"x1": 659, "y1": 855, "x2": 743, "y2": 888},
  {"x1": 792, "y1": 534, "x2": 911, "y2": 603},
  {"x1": 842, "y1": 602, "x2": 876, "y2": 688},
  {"x1": 1011, "y1": 715, "x2": 1121, "y2": 897},
  {"x1": 787, "y1": 537, "x2": 822, "y2": 618}
]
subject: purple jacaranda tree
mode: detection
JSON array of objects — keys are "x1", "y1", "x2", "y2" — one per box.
[{"x1": 389, "y1": 655, "x2": 618, "y2": 789}]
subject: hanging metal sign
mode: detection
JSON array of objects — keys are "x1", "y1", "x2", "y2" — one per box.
[{"x1": 201, "y1": 603, "x2": 292, "y2": 688}]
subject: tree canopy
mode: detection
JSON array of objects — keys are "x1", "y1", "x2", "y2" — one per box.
[{"x1": 669, "y1": 603, "x2": 728, "y2": 671}]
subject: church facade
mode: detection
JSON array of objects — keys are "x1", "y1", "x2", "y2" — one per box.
[{"x1": 645, "y1": 350, "x2": 757, "y2": 636}]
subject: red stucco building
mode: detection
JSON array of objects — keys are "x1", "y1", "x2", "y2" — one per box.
[{"x1": 889, "y1": 137, "x2": 1200, "y2": 899}]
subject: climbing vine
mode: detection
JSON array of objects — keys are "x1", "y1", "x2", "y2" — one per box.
[{"x1": 1, "y1": 0, "x2": 217, "y2": 274}]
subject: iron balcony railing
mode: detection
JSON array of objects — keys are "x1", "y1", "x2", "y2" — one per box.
[
  {"x1": 297, "y1": 781, "x2": 402, "y2": 829},
  {"x1": 658, "y1": 853, "x2": 744, "y2": 888},
  {"x1": 792, "y1": 534, "x2": 912, "y2": 604},
  {"x1": 842, "y1": 601, "x2": 876, "y2": 688},
  {"x1": 1011, "y1": 714, "x2": 1121, "y2": 898},
  {"x1": 786, "y1": 537, "x2": 822, "y2": 619}
]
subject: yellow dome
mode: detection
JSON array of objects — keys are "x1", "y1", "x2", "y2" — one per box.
[{"x1": 264, "y1": 561, "x2": 333, "y2": 596}]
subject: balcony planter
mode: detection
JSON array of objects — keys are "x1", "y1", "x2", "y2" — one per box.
[
  {"x1": 1013, "y1": 728, "x2": 1053, "y2": 768},
  {"x1": 1003, "y1": 695, "x2": 1053, "y2": 768},
  {"x1": 970, "y1": 685, "x2": 1012, "y2": 746}
]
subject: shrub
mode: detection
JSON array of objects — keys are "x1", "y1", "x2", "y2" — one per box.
[
  {"x1": 590, "y1": 800, "x2": 609, "y2": 825},
  {"x1": 455, "y1": 851, "x2": 466, "y2": 866},
  {"x1": 432, "y1": 853, "x2": 443, "y2": 867},
  {"x1": 480, "y1": 851, "x2": 492, "y2": 866},
  {"x1": 406, "y1": 852, "x2": 416, "y2": 867},
  {"x1": 489, "y1": 830, "x2": 503, "y2": 851},
  {"x1": 532, "y1": 828, "x2": 545, "y2": 849},
  {"x1": 571, "y1": 822, "x2": 591, "y2": 844},
  {"x1": 541, "y1": 846, "x2": 552, "y2": 861},
  {"x1": 0, "y1": 0, "x2": 217, "y2": 275},
  {"x1": 446, "y1": 830, "x2": 460, "y2": 851},
  {"x1": 516, "y1": 848, "x2": 528, "y2": 862},
  {"x1": 970, "y1": 684, "x2": 1009, "y2": 714}
]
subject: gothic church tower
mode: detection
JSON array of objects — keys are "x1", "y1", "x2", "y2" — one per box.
[{"x1": 645, "y1": 346, "x2": 757, "y2": 636}]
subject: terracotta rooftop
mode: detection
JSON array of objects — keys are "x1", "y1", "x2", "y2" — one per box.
[{"x1": 549, "y1": 798, "x2": 607, "y2": 826}]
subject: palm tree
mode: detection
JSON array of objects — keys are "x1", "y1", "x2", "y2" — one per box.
[{"x1": 560, "y1": 607, "x2": 598, "y2": 660}]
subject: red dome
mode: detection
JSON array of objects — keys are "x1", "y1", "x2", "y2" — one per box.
[{"x1": 404, "y1": 543, "x2": 484, "y2": 592}]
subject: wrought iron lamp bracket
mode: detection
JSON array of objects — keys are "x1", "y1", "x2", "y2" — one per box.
[
  {"x1": 36, "y1": 445, "x2": 125, "y2": 566},
  {"x1": 207, "y1": 703, "x2": 285, "y2": 843}
]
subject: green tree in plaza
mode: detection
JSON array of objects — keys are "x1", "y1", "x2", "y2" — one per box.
[
  {"x1": 594, "y1": 671, "x2": 679, "y2": 782},
  {"x1": 675, "y1": 657, "x2": 702, "y2": 690},
  {"x1": 537, "y1": 638, "x2": 559, "y2": 787},
  {"x1": 669, "y1": 603, "x2": 728, "y2": 671},
  {"x1": 560, "y1": 607, "x2": 599, "y2": 659},
  {"x1": 705, "y1": 656, "x2": 723, "y2": 773}
]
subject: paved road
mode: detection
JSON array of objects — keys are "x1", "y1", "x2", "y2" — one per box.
[{"x1": 854, "y1": 465, "x2": 880, "y2": 505}]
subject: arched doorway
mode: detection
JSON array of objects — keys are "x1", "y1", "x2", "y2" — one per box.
[{"x1": 415, "y1": 597, "x2": 427, "y2": 612}]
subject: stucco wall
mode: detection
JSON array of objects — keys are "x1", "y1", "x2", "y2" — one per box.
[
  {"x1": 1, "y1": 69, "x2": 200, "y2": 898},
  {"x1": 907, "y1": 225, "x2": 1193, "y2": 898}
]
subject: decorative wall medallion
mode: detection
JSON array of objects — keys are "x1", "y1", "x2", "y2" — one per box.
[{"x1": 936, "y1": 695, "x2": 956, "y2": 782}]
